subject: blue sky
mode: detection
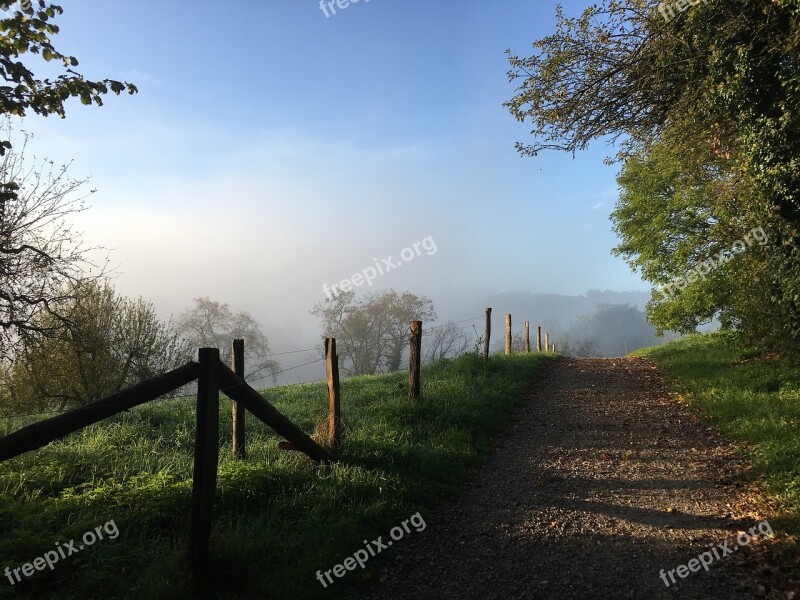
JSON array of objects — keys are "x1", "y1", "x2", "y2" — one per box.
[{"x1": 12, "y1": 0, "x2": 647, "y2": 360}]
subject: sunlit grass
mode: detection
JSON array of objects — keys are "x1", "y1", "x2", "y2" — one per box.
[
  {"x1": 634, "y1": 331, "x2": 800, "y2": 538},
  {"x1": 0, "y1": 352, "x2": 551, "y2": 599}
]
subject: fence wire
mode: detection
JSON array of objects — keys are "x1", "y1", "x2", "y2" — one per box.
[{"x1": 2, "y1": 312, "x2": 552, "y2": 423}]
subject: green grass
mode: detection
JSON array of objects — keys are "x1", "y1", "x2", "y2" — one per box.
[
  {"x1": 0, "y1": 352, "x2": 552, "y2": 599},
  {"x1": 634, "y1": 331, "x2": 800, "y2": 538}
]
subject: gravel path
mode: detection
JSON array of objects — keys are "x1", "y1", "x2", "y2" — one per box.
[{"x1": 362, "y1": 357, "x2": 798, "y2": 599}]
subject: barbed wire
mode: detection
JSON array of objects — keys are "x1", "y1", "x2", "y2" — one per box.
[
  {"x1": 263, "y1": 347, "x2": 322, "y2": 358},
  {"x1": 238, "y1": 357, "x2": 326, "y2": 390}
]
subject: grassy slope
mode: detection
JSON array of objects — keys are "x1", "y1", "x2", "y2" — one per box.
[
  {"x1": 634, "y1": 331, "x2": 800, "y2": 538},
  {"x1": 0, "y1": 352, "x2": 552, "y2": 599}
]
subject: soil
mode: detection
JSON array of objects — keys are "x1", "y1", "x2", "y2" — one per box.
[{"x1": 361, "y1": 357, "x2": 799, "y2": 600}]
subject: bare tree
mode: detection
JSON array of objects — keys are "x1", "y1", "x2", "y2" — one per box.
[
  {"x1": 311, "y1": 289, "x2": 436, "y2": 375},
  {"x1": 0, "y1": 126, "x2": 105, "y2": 361},
  {"x1": 175, "y1": 297, "x2": 280, "y2": 382},
  {"x1": 423, "y1": 320, "x2": 471, "y2": 364}
]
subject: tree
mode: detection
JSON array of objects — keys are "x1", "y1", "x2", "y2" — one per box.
[
  {"x1": 423, "y1": 320, "x2": 471, "y2": 364},
  {"x1": 0, "y1": 0, "x2": 137, "y2": 357},
  {"x1": 0, "y1": 126, "x2": 104, "y2": 361},
  {"x1": 503, "y1": 0, "x2": 666, "y2": 161},
  {"x1": 175, "y1": 297, "x2": 280, "y2": 382},
  {"x1": 0, "y1": 2, "x2": 137, "y2": 153},
  {"x1": 505, "y1": 0, "x2": 800, "y2": 349},
  {"x1": 610, "y1": 136, "x2": 785, "y2": 338},
  {"x1": 561, "y1": 304, "x2": 672, "y2": 357},
  {"x1": 3, "y1": 281, "x2": 190, "y2": 414},
  {"x1": 311, "y1": 289, "x2": 436, "y2": 375}
]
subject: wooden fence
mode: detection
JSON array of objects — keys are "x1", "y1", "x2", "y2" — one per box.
[
  {"x1": 0, "y1": 342, "x2": 336, "y2": 571},
  {"x1": 0, "y1": 308, "x2": 555, "y2": 572},
  {"x1": 486, "y1": 309, "x2": 556, "y2": 358}
]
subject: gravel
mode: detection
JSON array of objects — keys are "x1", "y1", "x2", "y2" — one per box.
[{"x1": 361, "y1": 357, "x2": 799, "y2": 600}]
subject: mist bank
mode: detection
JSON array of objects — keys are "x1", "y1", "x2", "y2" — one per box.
[{"x1": 255, "y1": 289, "x2": 676, "y2": 387}]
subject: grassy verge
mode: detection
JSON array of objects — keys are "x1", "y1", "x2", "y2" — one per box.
[
  {"x1": 0, "y1": 352, "x2": 552, "y2": 599},
  {"x1": 634, "y1": 331, "x2": 800, "y2": 539}
]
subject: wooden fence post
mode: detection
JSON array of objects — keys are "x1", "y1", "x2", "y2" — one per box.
[
  {"x1": 325, "y1": 338, "x2": 341, "y2": 453},
  {"x1": 483, "y1": 308, "x2": 491, "y2": 360},
  {"x1": 553, "y1": 343, "x2": 558, "y2": 353},
  {"x1": 505, "y1": 314, "x2": 512, "y2": 355},
  {"x1": 231, "y1": 339, "x2": 245, "y2": 460},
  {"x1": 525, "y1": 321, "x2": 530, "y2": 353},
  {"x1": 545, "y1": 333, "x2": 550, "y2": 352},
  {"x1": 188, "y1": 348, "x2": 220, "y2": 571},
  {"x1": 537, "y1": 326, "x2": 542, "y2": 352},
  {"x1": 409, "y1": 321, "x2": 422, "y2": 402}
]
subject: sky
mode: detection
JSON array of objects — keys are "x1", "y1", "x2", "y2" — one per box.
[{"x1": 8, "y1": 0, "x2": 650, "y2": 375}]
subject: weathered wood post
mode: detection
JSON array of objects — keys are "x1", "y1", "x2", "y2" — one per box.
[
  {"x1": 525, "y1": 321, "x2": 530, "y2": 353},
  {"x1": 231, "y1": 339, "x2": 245, "y2": 460},
  {"x1": 483, "y1": 308, "x2": 492, "y2": 360},
  {"x1": 545, "y1": 333, "x2": 550, "y2": 352},
  {"x1": 553, "y1": 343, "x2": 558, "y2": 353},
  {"x1": 409, "y1": 321, "x2": 422, "y2": 402},
  {"x1": 537, "y1": 326, "x2": 542, "y2": 352},
  {"x1": 188, "y1": 348, "x2": 220, "y2": 571},
  {"x1": 505, "y1": 314, "x2": 512, "y2": 355},
  {"x1": 325, "y1": 337, "x2": 341, "y2": 453}
]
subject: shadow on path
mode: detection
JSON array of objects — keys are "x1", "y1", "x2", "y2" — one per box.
[{"x1": 360, "y1": 357, "x2": 796, "y2": 599}]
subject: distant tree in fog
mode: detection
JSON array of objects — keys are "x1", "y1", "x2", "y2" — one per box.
[
  {"x1": 423, "y1": 320, "x2": 471, "y2": 364},
  {"x1": 562, "y1": 304, "x2": 672, "y2": 357},
  {"x1": 176, "y1": 297, "x2": 280, "y2": 381},
  {"x1": 311, "y1": 289, "x2": 436, "y2": 375}
]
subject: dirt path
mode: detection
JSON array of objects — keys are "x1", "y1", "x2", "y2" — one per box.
[{"x1": 362, "y1": 357, "x2": 798, "y2": 599}]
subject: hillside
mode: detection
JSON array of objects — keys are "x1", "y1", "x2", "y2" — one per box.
[{"x1": 0, "y1": 352, "x2": 551, "y2": 599}]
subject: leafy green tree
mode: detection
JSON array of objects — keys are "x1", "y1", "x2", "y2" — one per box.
[
  {"x1": 610, "y1": 136, "x2": 790, "y2": 339},
  {"x1": 0, "y1": 2, "x2": 137, "y2": 140},
  {"x1": 3, "y1": 282, "x2": 189, "y2": 413},
  {"x1": 311, "y1": 289, "x2": 436, "y2": 375},
  {"x1": 505, "y1": 0, "x2": 800, "y2": 348}
]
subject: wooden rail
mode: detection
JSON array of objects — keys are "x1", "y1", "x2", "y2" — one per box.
[
  {"x1": 0, "y1": 361, "x2": 200, "y2": 462},
  {"x1": 0, "y1": 313, "x2": 555, "y2": 573},
  {"x1": 0, "y1": 345, "x2": 334, "y2": 572},
  {"x1": 217, "y1": 362, "x2": 332, "y2": 462}
]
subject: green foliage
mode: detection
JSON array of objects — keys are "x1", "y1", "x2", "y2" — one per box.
[
  {"x1": 507, "y1": 0, "x2": 800, "y2": 348},
  {"x1": 3, "y1": 281, "x2": 190, "y2": 414},
  {"x1": 0, "y1": 352, "x2": 552, "y2": 599},
  {"x1": 0, "y1": 2, "x2": 137, "y2": 135},
  {"x1": 636, "y1": 332, "x2": 800, "y2": 537}
]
